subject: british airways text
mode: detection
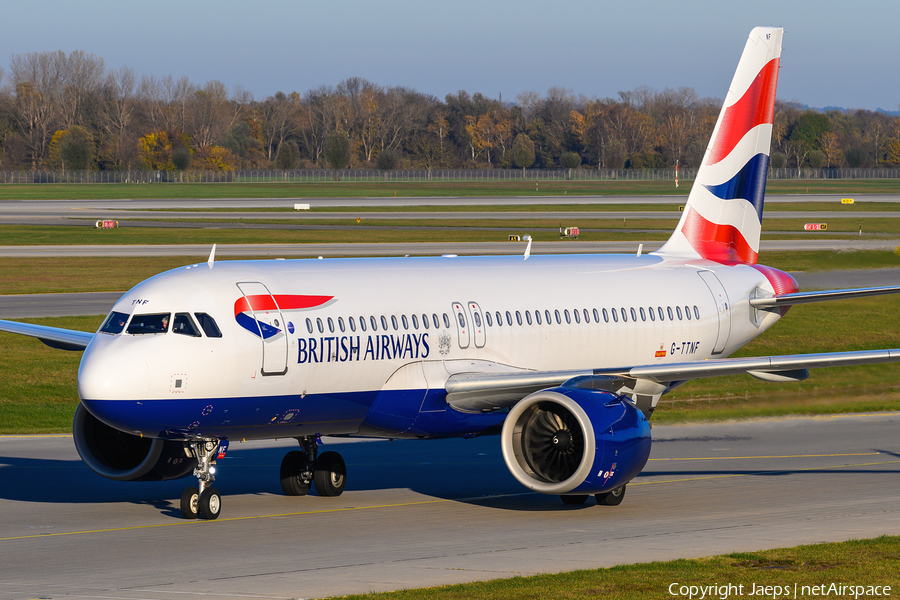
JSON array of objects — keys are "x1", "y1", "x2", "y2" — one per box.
[{"x1": 297, "y1": 334, "x2": 430, "y2": 364}]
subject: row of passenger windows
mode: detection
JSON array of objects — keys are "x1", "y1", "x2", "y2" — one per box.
[
  {"x1": 306, "y1": 305, "x2": 701, "y2": 335},
  {"x1": 100, "y1": 311, "x2": 222, "y2": 338}
]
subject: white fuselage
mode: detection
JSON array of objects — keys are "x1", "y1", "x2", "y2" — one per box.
[{"x1": 76, "y1": 253, "x2": 785, "y2": 441}]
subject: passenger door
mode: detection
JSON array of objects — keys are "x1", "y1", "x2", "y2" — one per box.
[{"x1": 236, "y1": 282, "x2": 289, "y2": 375}]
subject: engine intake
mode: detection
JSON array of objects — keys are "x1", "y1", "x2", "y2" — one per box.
[
  {"x1": 501, "y1": 388, "x2": 651, "y2": 495},
  {"x1": 73, "y1": 403, "x2": 197, "y2": 482}
]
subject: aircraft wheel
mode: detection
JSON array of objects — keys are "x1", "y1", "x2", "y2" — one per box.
[
  {"x1": 280, "y1": 451, "x2": 311, "y2": 496},
  {"x1": 595, "y1": 485, "x2": 626, "y2": 506},
  {"x1": 313, "y1": 451, "x2": 346, "y2": 497},
  {"x1": 199, "y1": 487, "x2": 222, "y2": 520},
  {"x1": 560, "y1": 494, "x2": 589, "y2": 505},
  {"x1": 180, "y1": 486, "x2": 199, "y2": 519}
]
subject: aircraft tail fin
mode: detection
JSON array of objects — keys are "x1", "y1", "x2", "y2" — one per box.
[{"x1": 656, "y1": 27, "x2": 782, "y2": 264}]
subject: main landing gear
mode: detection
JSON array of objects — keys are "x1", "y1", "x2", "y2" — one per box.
[
  {"x1": 180, "y1": 439, "x2": 222, "y2": 520},
  {"x1": 560, "y1": 485, "x2": 627, "y2": 506},
  {"x1": 280, "y1": 435, "x2": 346, "y2": 498}
]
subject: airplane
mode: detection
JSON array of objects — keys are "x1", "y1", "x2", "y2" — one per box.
[{"x1": 2, "y1": 27, "x2": 900, "y2": 521}]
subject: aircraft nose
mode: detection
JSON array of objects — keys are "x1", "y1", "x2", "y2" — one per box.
[{"x1": 77, "y1": 335, "x2": 150, "y2": 404}]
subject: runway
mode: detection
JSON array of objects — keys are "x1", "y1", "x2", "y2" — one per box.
[
  {"x1": 2, "y1": 413, "x2": 899, "y2": 600},
  {"x1": 0, "y1": 194, "x2": 897, "y2": 224}
]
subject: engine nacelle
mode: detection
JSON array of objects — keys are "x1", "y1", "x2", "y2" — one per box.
[
  {"x1": 73, "y1": 403, "x2": 197, "y2": 482},
  {"x1": 501, "y1": 388, "x2": 651, "y2": 495}
]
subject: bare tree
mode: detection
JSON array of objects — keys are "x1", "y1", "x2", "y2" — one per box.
[
  {"x1": 98, "y1": 66, "x2": 137, "y2": 168},
  {"x1": 9, "y1": 51, "x2": 65, "y2": 168},
  {"x1": 60, "y1": 50, "x2": 105, "y2": 129}
]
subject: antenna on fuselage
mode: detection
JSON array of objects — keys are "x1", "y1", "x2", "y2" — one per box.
[
  {"x1": 523, "y1": 235, "x2": 532, "y2": 261},
  {"x1": 207, "y1": 244, "x2": 216, "y2": 267}
]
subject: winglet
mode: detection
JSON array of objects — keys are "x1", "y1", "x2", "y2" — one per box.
[{"x1": 207, "y1": 244, "x2": 216, "y2": 267}]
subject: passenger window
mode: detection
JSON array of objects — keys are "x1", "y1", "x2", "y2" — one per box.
[
  {"x1": 360, "y1": 316, "x2": 367, "y2": 332},
  {"x1": 422, "y1": 314, "x2": 429, "y2": 329},
  {"x1": 474, "y1": 312, "x2": 482, "y2": 327},
  {"x1": 602, "y1": 308, "x2": 609, "y2": 323},
  {"x1": 535, "y1": 310, "x2": 542, "y2": 325},
  {"x1": 349, "y1": 316, "x2": 356, "y2": 332},
  {"x1": 611, "y1": 308, "x2": 618, "y2": 322},
  {"x1": 195, "y1": 313, "x2": 222, "y2": 338},
  {"x1": 658, "y1": 307, "x2": 665, "y2": 321},
  {"x1": 400, "y1": 315, "x2": 407, "y2": 330},
  {"x1": 443, "y1": 313, "x2": 451, "y2": 328},
  {"x1": 639, "y1": 307, "x2": 646, "y2": 321},
  {"x1": 516, "y1": 311, "x2": 522, "y2": 326},
  {"x1": 327, "y1": 317, "x2": 334, "y2": 333},
  {"x1": 694, "y1": 306, "x2": 700, "y2": 320},
  {"x1": 173, "y1": 313, "x2": 202, "y2": 337},
  {"x1": 667, "y1": 306, "x2": 674, "y2": 320},
  {"x1": 370, "y1": 316, "x2": 378, "y2": 331},
  {"x1": 621, "y1": 308, "x2": 628, "y2": 323},
  {"x1": 584, "y1": 309, "x2": 590, "y2": 323},
  {"x1": 630, "y1": 307, "x2": 637, "y2": 322},
  {"x1": 593, "y1": 308, "x2": 600, "y2": 323},
  {"x1": 100, "y1": 311, "x2": 129, "y2": 334},
  {"x1": 554, "y1": 309, "x2": 561, "y2": 324},
  {"x1": 495, "y1": 311, "x2": 502, "y2": 326},
  {"x1": 380, "y1": 316, "x2": 388, "y2": 330},
  {"x1": 457, "y1": 312, "x2": 466, "y2": 328},
  {"x1": 685, "y1": 306, "x2": 691, "y2": 320},
  {"x1": 411, "y1": 314, "x2": 418, "y2": 329},
  {"x1": 317, "y1": 318, "x2": 324, "y2": 333},
  {"x1": 573, "y1": 309, "x2": 580, "y2": 324},
  {"x1": 306, "y1": 318, "x2": 313, "y2": 333},
  {"x1": 338, "y1": 317, "x2": 345, "y2": 332},
  {"x1": 485, "y1": 311, "x2": 493, "y2": 326},
  {"x1": 545, "y1": 310, "x2": 552, "y2": 324},
  {"x1": 433, "y1": 314, "x2": 440, "y2": 328},
  {"x1": 676, "y1": 306, "x2": 683, "y2": 320},
  {"x1": 648, "y1": 307, "x2": 655, "y2": 321},
  {"x1": 127, "y1": 313, "x2": 170, "y2": 335},
  {"x1": 506, "y1": 311, "x2": 513, "y2": 326}
]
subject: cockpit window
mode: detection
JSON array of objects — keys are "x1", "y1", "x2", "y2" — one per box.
[
  {"x1": 194, "y1": 313, "x2": 222, "y2": 338},
  {"x1": 127, "y1": 313, "x2": 170, "y2": 335},
  {"x1": 99, "y1": 311, "x2": 129, "y2": 334},
  {"x1": 173, "y1": 313, "x2": 202, "y2": 337}
]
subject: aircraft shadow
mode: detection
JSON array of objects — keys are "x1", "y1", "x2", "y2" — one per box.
[{"x1": 2, "y1": 437, "x2": 897, "y2": 516}]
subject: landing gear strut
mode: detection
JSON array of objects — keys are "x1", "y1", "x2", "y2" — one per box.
[
  {"x1": 180, "y1": 439, "x2": 222, "y2": 520},
  {"x1": 280, "y1": 436, "x2": 346, "y2": 497}
]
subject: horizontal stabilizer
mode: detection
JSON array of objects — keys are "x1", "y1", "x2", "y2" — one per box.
[
  {"x1": 750, "y1": 285, "x2": 900, "y2": 307},
  {"x1": 0, "y1": 319, "x2": 94, "y2": 351}
]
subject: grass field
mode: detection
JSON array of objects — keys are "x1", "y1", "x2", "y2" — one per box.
[
  {"x1": 330, "y1": 536, "x2": 900, "y2": 600},
  {"x1": 0, "y1": 178, "x2": 899, "y2": 200}
]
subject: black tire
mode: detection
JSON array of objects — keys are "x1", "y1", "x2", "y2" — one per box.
[
  {"x1": 280, "y1": 451, "x2": 311, "y2": 496},
  {"x1": 313, "y1": 451, "x2": 346, "y2": 497},
  {"x1": 595, "y1": 485, "x2": 626, "y2": 506},
  {"x1": 199, "y1": 487, "x2": 222, "y2": 520},
  {"x1": 180, "y1": 486, "x2": 199, "y2": 519}
]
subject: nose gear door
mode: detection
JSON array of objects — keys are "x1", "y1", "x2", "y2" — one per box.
[{"x1": 236, "y1": 282, "x2": 289, "y2": 375}]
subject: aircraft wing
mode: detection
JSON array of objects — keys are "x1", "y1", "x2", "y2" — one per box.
[
  {"x1": 445, "y1": 348, "x2": 900, "y2": 413},
  {"x1": 751, "y1": 285, "x2": 900, "y2": 307},
  {"x1": 0, "y1": 319, "x2": 94, "y2": 351}
]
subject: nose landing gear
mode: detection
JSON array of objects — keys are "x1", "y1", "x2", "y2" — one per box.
[{"x1": 180, "y1": 439, "x2": 222, "y2": 520}]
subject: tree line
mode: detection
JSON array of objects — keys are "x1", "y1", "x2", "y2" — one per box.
[{"x1": 1, "y1": 50, "x2": 899, "y2": 173}]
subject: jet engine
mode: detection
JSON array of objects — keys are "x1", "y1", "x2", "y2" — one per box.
[
  {"x1": 73, "y1": 403, "x2": 197, "y2": 481},
  {"x1": 500, "y1": 388, "x2": 651, "y2": 495}
]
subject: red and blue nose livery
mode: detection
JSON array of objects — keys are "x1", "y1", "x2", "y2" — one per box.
[{"x1": 234, "y1": 294, "x2": 333, "y2": 338}]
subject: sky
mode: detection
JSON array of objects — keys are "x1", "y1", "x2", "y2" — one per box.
[{"x1": 2, "y1": 0, "x2": 898, "y2": 111}]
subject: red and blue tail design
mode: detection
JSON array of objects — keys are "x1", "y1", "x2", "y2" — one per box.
[
  {"x1": 657, "y1": 27, "x2": 782, "y2": 264},
  {"x1": 235, "y1": 294, "x2": 334, "y2": 338}
]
